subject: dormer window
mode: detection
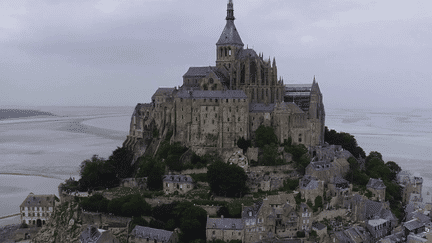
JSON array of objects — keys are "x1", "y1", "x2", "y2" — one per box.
[
  {"x1": 213, "y1": 223, "x2": 216, "y2": 228},
  {"x1": 232, "y1": 223, "x2": 235, "y2": 228},
  {"x1": 248, "y1": 211, "x2": 252, "y2": 217}
]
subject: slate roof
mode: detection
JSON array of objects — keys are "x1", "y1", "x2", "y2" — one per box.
[
  {"x1": 242, "y1": 200, "x2": 263, "y2": 219},
  {"x1": 368, "y1": 218, "x2": 388, "y2": 227},
  {"x1": 163, "y1": 175, "x2": 194, "y2": 184},
  {"x1": 300, "y1": 178, "x2": 320, "y2": 190},
  {"x1": 20, "y1": 193, "x2": 56, "y2": 208},
  {"x1": 131, "y1": 225, "x2": 174, "y2": 242},
  {"x1": 406, "y1": 211, "x2": 431, "y2": 224},
  {"x1": 80, "y1": 225, "x2": 103, "y2": 243},
  {"x1": 272, "y1": 102, "x2": 304, "y2": 114},
  {"x1": 175, "y1": 90, "x2": 248, "y2": 99},
  {"x1": 216, "y1": 19, "x2": 243, "y2": 47},
  {"x1": 312, "y1": 222, "x2": 327, "y2": 230},
  {"x1": 151, "y1": 88, "x2": 176, "y2": 100},
  {"x1": 333, "y1": 176, "x2": 349, "y2": 185},
  {"x1": 410, "y1": 193, "x2": 423, "y2": 202},
  {"x1": 249, "y1": 103, "x2": 275, "y2": 112},
  {"x1": 365, "y1": 200, "x2": 384, "y2": 219},
  {"x1": 404, "y1": 219, "x2": 425, "y2": 231},
  {"x1": 309, "y1": 161, "x2": 331, "y2": 170},
  {"x1": 367, "y1": 178, "x2": 386, "y2": 189},
  {"x1": 183, "y1": 66, "x2": 215, "y2": 77},
  {"x1": 206, "y1": 217, "x2": 243, "y2": 230},
  {"x1": 237, "y1": 48, "x2": 259, "y2": 59}
]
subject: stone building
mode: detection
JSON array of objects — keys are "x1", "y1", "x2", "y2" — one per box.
[
  {"x1": 162, "y1": 174, "x2": 194, "y2": 195},
  {"x1": 298, "y1": 203, "x2": 313, "y2": 232},
  {"x1": 124, "y1": 0, "x2": 325, "y2": 155},
  {"x1": 206, "y1": 215, "x2": 243, "y2": 242},
  {"x1": 19, "y1": 192, "x2": 57, "y2": 227},
  {"x1": 243, "y1": 200, "x2": 264, "y2": 243},
  {"x1": 299, "y1": 175, "x2": 324, "y2": 203},
  {"x1": 312, "y1": 222, "x2": 327, "y2": 239},
  {"x1": 367, "y1": 178, "x2": 386, "y2": 202},
  {"x1": 129, "y1": 225, "x2": 178, "y2": 243},
  {"x1": 305, "y1": 158, "x2": 349, "y2": 185},
  {"x1": 332, "y1": 226, "x2": 371, "y2": 243},
  {"x1": 80, "y1": 225, "x2": 119, "y2": 243},
  {"x1": 366, "y1": 218, "x2": 392, "y2": 241},
  {"x1": 397, "y1": 171, "x2": 423, "y2": 205},
  {"x1": 120, "y1": 177, "x2": 147, "y2": 190}
]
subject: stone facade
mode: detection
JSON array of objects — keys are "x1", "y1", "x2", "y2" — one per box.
[
  {"x1": 397, "y1": 171, "x2": 423, "y2": 205},
  {"x1": 120, "y1": 177, "x2": 147, "y2": 190},
  {"x1": 124, "y1": 0, "x2": 325, "y2": 156},
  {"x1": 206, "y1": 216, "x2": 244, "y2": 242},
  {"x1": 162, "y1": 174, "x2": 194, "y2": 195},
  {"x1": 367, "y1": 178, "x2": 386, "y2": 202},
  {"x1": 20, "y1": 192, "x2": 57, "y2": 227},
  {"x1": 299, "y1": 175, "x2": 324, "y2": 203}
]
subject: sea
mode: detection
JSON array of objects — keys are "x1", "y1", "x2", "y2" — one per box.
[{"x1": 0, "y1": 105, "x2": 431, "y2": 226}]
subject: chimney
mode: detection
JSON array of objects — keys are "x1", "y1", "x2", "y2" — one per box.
[{"x1": 221, "y1": 215, "x2": 224, "y2": 219}]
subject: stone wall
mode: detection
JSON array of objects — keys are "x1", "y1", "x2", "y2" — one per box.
[
  {"x1": 81, "y1": 211, "x2": 131, "y2": 228},
  {"x1": 180, "y1": 167, "x2": 208, "y2": 175},
  {"x1": 200, "y1": 205, "x2": 222, "y2": 216}
]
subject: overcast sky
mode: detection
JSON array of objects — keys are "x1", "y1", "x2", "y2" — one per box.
[{"x1": 1, "y1": 0, "x2": 431, "y2": 109}]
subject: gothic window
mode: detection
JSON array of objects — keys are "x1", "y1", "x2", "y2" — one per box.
[
  {"x1": 225, "y1": 48, "x2": 227, "y2": 56},
  {"x1": 228, "y1": 48, "x2": 232, "y2": 56},
  {"x1": 250, "y1": 61, "x2": 257, "y2": 84},
  {"x1": 252, "y1": 89, "x2": 255, "y2": 100},
  {"x1": 298, "y1": 134, "x2": 302, "y2": 143},
  {"x1": 220, "y1": 48, "x2": 223, "y2": 57},
  {"x1": 240, "y1": 64, "x2": 245, "y2": 84}
]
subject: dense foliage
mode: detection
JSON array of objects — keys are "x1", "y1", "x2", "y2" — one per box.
[
  {"x1": 258, "y1": 144, "x2": 285, "y2": 166},
  {"x1": 279, "y1": 178, "x2": 299, "y2": 192},
  {"x1": 150, "y1": 201, "x2": 207, "y2": 242},
  {"x1": 254, "y1": 125, "x2": 278, "y2": 148},
  {"x1": 135, "y1": 156, "x2": 165, "y2": 191},
  {"x1": 78, "y1": 147, "x2": 135, "y2": 191},
  {"x1": 80, "y1": 193, "x2": 110, "y2": 213},
  {"x1": 344, "y1": 151, "x2": 404, "y2": 221},
  {"x1": 107, "y1": 194, "x2": 151, "y2": 217},
  {"x1": 324, "y1": 127, "x2": 366, "y2": 158},
  {"x1": 207, "y1": 160, "x2": 249, "y2": 198},
  {"x1": 284, "y1": 143, "x2": 310, "y2": 174},
  {"x1": 237, "y1": 137, "x2": 252, "y2": 153}
]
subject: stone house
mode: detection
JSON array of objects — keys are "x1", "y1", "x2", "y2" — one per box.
[
  {"x1": 366, "y1": 218, "x2": 392, "y2": 241},
  {"x1": 80, "y1": 225, "x2": 119, "y2": 243},
  {"x1": 299, "y1": 175, "x2": 324, "y2": 203},
  {"x1": 404, "y1": 219, "x2": 427, "y2": 236},
  {"x1": 312, "y1": 222, "x2": 327, "y2": 239},
  {"x1": 206, "y1": 215, "x2": 243, "y2": 242},
  {"x1": 162, "y1": 174, "x2": 194, "y2": 195},
  {"x1": 299, "y1": 203, "x2": 313, "y2": 232},
  {"x1": 19, "y1": 192, "x2": 57, "y2": 227},
  {"x1": 129, "y1": 225, "x2": 178, "y2": 243},
  {"x1": 246, "y1": 172, "x2": 285, "y2": 192},
  {"x1": 332, "y1": 226, "x2": 370, "y2": 243},
  {"x1": 328, "y1": 176, "x2": 351, "y2": 207},
  {"x1": 397, "y1": 171, "x2": 423, "y2": 205},
  {"x1": 243, "y1": 200, "x2": 264, "y2": 243},
  {"x1": 366, "y1": 178, "x2": 386, "y2": 202}
]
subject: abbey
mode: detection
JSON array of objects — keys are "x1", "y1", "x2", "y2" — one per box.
[{"x1": 124, "y1": 0, "x2": 325, "y2": 154}]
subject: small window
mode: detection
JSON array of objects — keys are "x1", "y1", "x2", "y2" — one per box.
[
  {"x1": 210, "y1": 98, "x2": 213, "y2": 102},
  {"x1": 227, "y1": 118, "x2": 230, "y2": 122},
  {"x1": 226, "y1": 99, "x2": 229, "y2": 103},
  {"x1": 180, "y1": 98, "x2": 183, "y2": 102},
  {"x1": 233, "y1": 99, "x2": 235, "y2": 103},
  {"x1": 215, "y1": 114, "x2": 217, "y2": 118},
  {"x1": 215, "y1": 99, "x2": 218, "y2": 102},
  {"x1": 204, "y1": 99, "x2": 206, "y2": 102},
  {"x1": 206, "y1": 107, "x2": 208, "y2": 111}
]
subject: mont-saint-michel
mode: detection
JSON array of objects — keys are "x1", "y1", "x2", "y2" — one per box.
[{"x1": 2, "y1": 1, "x2": 432, "y2": 243}]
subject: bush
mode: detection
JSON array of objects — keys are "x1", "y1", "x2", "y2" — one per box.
[
  {"x1": 296, "y1": 231, "x2": 305, "y2": 238},
  {"x1": 254, "y1": 125, "x2": 278, "y2": 148},
  {"x1": 80, "y1": 193, "x2": 109, "y2": 213},
  {"x1": 107, "y1": 194, "x2": 151, "y2": 217},
  {"x1": 189, "y1": 173, "x2": 208, "y2": 183}
]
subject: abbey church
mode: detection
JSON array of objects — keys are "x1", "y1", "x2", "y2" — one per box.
[{"x1": 124, "y1": 0, "x2": 325, "y2": 154}]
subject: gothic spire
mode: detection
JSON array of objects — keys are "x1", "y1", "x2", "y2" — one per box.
[
  {"x1": 313, "y1": 75, "x2": 316, "y2": 84},
  {"x1": 226, "y1": 0, "x2": 234, "y2": 20},
  {"x1": 216, "y1": 0, "x2": 243, "y2": 47}
]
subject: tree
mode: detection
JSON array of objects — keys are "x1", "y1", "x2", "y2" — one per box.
[
  {"x1": 259, "y1": 143, "x2": 283, "y2": 166},
  {"x1": 237, "y1": 137, "x2": 251, "y2": 153},
  {"x1": 207, "y1": 161, "x2": 248, "y2": 197},
  {"x1": 386, "y1": 161, "x2": 402, "y2": 181},
  {"x1": 313, "y1": 196, "x2": 323, "y2": 212},
  {"x1": 324, "y1": 127, "x2": 366, "y2": 158},
  {"x1": 254, "y1": 125, "x2": 278, "y2": 148},
  {"x1": 217, "y1": 206, "x2": 230, "y2": 218},
  {"x1": 107, "y1": 146, "x2": 134, "y2": 179},
  {"x1": 78, "y1": 155, "x2": 118, "y2": 191}
]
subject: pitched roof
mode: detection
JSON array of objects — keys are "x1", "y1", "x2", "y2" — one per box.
[
  {"x1": 237, "y1": 48, "x2": 258, "y2": 59},
  {"x1": 206, "y1": 217, "x2": 243, "y2": 230},
  {"x1": 175, "y1": 90, "x2": 248, "y2": 99},
  {"x1": 151, "y1": 88, "x2": 176, "y2": 99},
  {"x1": 216, "y1": 19, "x2": 243, "y2": 47},
  {"x1": 162, "y1": 175, "x2": 194, "y2": 184},
  {"x1": 249, "y1": 103, "x2": 275, "y2": 113},
  {"x1": 183, "y1": 66, "x2": 215, "y2": 77},
  {"x1": 365, "y1": 200, "x2": 384, "y2": 219},
  {"x1": 313, "y1": 222, "x2": 327, "y2": 230},
  {"x1": 274, "y1": 102, "x2": 304, "y2": 113},
  {"x1": 131, "y1": 225, "x2": 174, "y2": 242},
  {"x1": 20, "y1": 193, "x2": 56, "y2": 208},
  {"x1": 80, "y1": 225, "x2": 111, "y2": 243},
  {"x1": 367, "y1": 178, "x2": 386, "y2": 189},
  {"x1": 404, "y1": 219, "x2": 425, "y2": 231},
  {"x1": 242, "y1": 200, "x2": 263, "y2": 219}
]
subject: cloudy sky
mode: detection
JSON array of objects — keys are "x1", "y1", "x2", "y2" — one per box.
[{"x1": 1, "y1": 0, "x2": 431, "y2": 109}]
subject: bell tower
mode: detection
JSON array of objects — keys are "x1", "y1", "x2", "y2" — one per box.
[{"x1": 216, "y1": 0, "x2": 244, "y2": 69}]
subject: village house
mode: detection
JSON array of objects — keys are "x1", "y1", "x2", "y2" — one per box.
[
  {"x1": 366, "y1": 178, "x2": 386, "y2": 202},
  {"x1": 332, "y1": 225, "x2": 371, "y2": 243},
  {"x1": 366, "y1": 218, "x2": 392, "y2": 241},
  {"x1": 299, "y1": 175, "x2": 324, "y2": 203},
  {"x1": 129, "y1": 225, "x2": 178, "y2": 243},
  {"x1": 299, "y1": 203, "x2": 313, "y2": 232},
  {"x1": 397, "y1": 171, "x2": 423, "y2": 205},
  {"x1": 19, "y1": 192, "x2": 57, "y2": 227},
  {"x1": 243, "y1": 200, "x2": 264, "y2": 243},
  {"x1": 162, "y1": 174, "x2": 194, "y2": 195},
  {"x1": 80, "y1": 225, "x2": 119, "y2": 243},
  {"x1": 312, "y1": 222, "x2": 327, "y2": 239},
  {"x1": 206, "y1": 215, "x2": 243, "y2": 242}
]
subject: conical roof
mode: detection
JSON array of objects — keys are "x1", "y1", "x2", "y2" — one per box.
[{"x1": 216, "y1": 1, "x2": 243, "y2": 47}]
